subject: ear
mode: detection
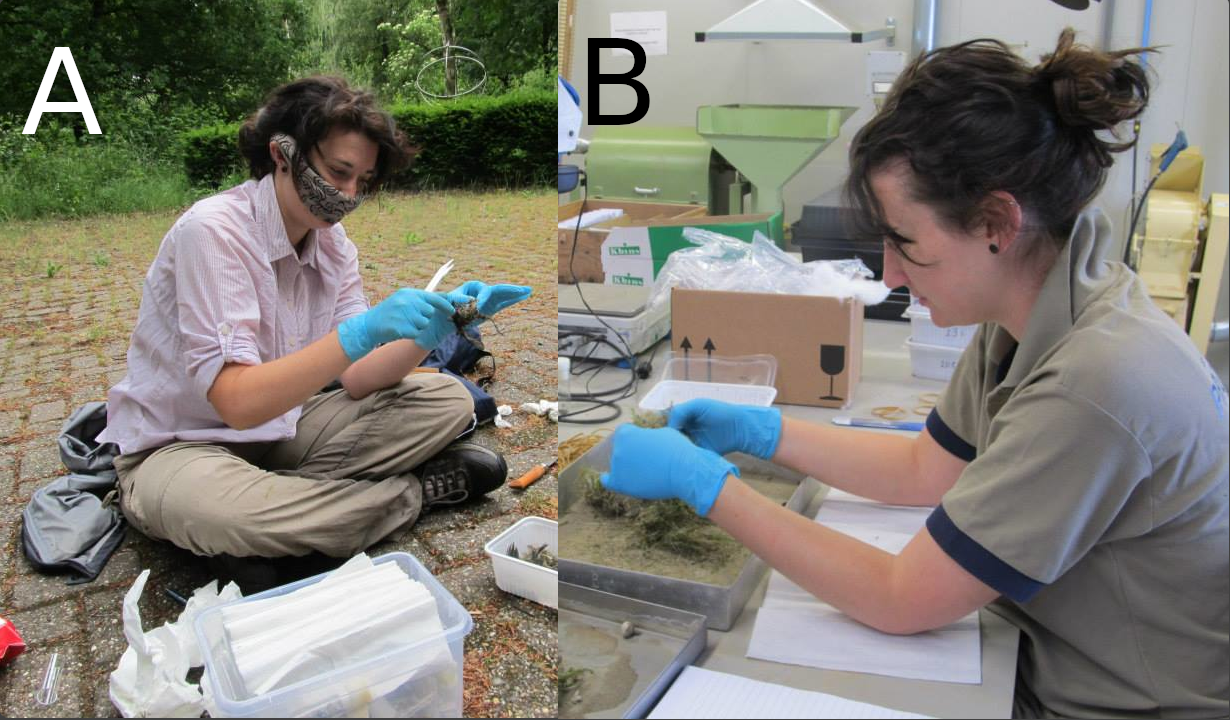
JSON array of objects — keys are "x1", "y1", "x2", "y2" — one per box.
[
  {"x1": 981, "y1": 191, "x2": 1022, "y2": 252},
  {"x1": 268, "y1": 140, "x2": 286, "y2": 171}
]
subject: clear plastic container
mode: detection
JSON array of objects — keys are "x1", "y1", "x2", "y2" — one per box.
[
  {"x1": 484, "y1": 517, "x2": 558, "y2": 609},
  {"x1": 903, "y1": 303, "x2": 978, "y2": 349},
  {"x1": 639, "y1": 353, "x2": 778, "y2": 411},
  {"x1": 194, "y1": 552, "x2": 472, "y2": 718},
  {"x1": 906, "y1": 337, "x2": 965, "y2": 382}
]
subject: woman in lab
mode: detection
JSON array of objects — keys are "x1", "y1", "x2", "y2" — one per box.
[
  {"x1": 99, "y1": 76, "x2": 530, "y2": 591},
  {"x1": 601, "y1": 29, "x2": 1228, "y2": 718}
]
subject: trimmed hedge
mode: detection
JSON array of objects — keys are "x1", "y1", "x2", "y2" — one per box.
[
  {"x1": 182, "y1": 90, "x2": 554, "y2": 190},
  {"x1": 183, "y1": 122, "x2": 248, "y2": 189}
]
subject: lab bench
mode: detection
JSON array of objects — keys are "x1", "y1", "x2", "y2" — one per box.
[{"x1": 559, "y1": 318, "x2": 1020, "y2": 719}]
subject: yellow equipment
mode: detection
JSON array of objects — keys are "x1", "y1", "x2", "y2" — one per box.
[{"x1": 1131, "y1": 145, "x2": 1229, "y2": 355}]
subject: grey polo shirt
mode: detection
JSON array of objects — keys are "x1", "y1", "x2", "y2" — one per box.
[{"x1": 925, "y1": 209, "x2": 1229, "y2": 718}]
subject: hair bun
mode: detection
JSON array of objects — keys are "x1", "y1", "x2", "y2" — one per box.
[{"x1": 1033, "y1": 28, "x2": 1151, "y2": 133}]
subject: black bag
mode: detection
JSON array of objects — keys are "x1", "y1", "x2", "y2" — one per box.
[
  {"x1": 21, "y1": 402, "x2": 124, "y2": 584},
  {"x1": 423, "y1": 326, "x2": 498, "y2": 425}
]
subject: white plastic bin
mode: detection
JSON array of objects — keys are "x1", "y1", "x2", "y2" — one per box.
[
  {"x1": 903, "y1": 304, "x2": 978, "y2": 349},
  {"x1": 639, "y1": 353, "x2": 778, "y2": 411},
  {"x1": 640, "y1": 380, "x2": 777, "y2": 411},
  {"x1": 484, "y1": 517, "x2": 558, "y2": 609},
  {"x1": 906, "y1": 337, "x2": 965, "y2": 382},
  {"x1": 194, "y1": 552, "x2": 472, "y2": 718}
]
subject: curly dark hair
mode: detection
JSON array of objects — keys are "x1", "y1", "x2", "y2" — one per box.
[
  {"x1": 845, "y1": 28, "x2": 1153, "y2": 265},
  {"x1": 237, "y1": 76, "x2": 413, "y2": 191}
]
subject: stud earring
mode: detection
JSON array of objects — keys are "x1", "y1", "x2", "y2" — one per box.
[{"x1": 989, "y1": 244, "x2": 1000, "y2": 254}]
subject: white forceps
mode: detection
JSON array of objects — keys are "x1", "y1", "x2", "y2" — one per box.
[{"x1": 424, "y1": 258, "x2": 454, "y2": 292}]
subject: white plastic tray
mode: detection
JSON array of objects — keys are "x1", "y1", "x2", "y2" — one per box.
[
  {"x1": 903, "y1": 304, "x2": 978, "y2": 348},
  {"x1": 639, "y1": 379, "x2": 778, "y2": 412},
  {"x1": 484, "y1": 516, "x2": 558, "y2": 609},
  {"x1": 906, "y1": 337, "x2": 964, "y2": 382}
]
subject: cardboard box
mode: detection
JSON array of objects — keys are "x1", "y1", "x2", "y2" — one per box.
[
  {"x1": 558, "y1": 200, "x2": 706, "y2": 283},
  {"x1": 602, "y1": 256, "x2": 656, "y2": 287},
  {"x1": 600, "y1": 211, "x2": 781, "y2": 279},
  {"x1": 670, "y1": 288, "x2": 862, "y2": 408}
]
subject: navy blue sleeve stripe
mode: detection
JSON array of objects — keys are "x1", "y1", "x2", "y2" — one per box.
[
  {"x1": 925, "y1": 409, "x2": 976, "y2": 462},
  {"x1": 926, "y1": 504, "x2": 1044, "y2": 603}
]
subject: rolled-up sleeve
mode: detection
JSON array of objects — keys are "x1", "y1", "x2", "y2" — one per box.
[
  {"x1": 173, "y1": 220, "x2": 264, "y2": 402},
  {"x1": 331, "y1": 236, "x2": 369, "y2": 327},
  {"x1": 932, "y1": 325, "x2": 988, "y2": 462}
]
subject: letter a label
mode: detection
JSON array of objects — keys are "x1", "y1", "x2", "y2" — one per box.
[{"x1": 24, "y1": 47, "x2": 101, "y2": 135}]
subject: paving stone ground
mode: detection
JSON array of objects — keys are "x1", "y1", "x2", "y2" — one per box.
[{"x1": 0, "y1": 190, "x2": 558, "y2": 717}]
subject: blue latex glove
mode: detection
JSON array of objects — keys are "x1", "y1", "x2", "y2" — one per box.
[
  {"x1": 336, "y1": 288, "x2": 456, "y2": 361},
  {"x1": 600, "y1": 425, "x2": 739, "y2": 517},
  {"x1": 667, "y1": 398, "x2": 783, "y2": 460},
  {"x1": 446, "y1": 281, "x2": 532, "y2": 320}
]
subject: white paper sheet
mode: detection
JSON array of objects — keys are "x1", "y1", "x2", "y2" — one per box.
[
  {"x1": 108, "y1": 571, "x2": 242, "y2": 718},
  {"x1": 746, "y1": 490, "x2": 982, "y2": 684},
  {"x1": 558, "y1": 207, "x2": 624, "y2": 229},
  {"x1": 206, "y1": 554, "x2": 456, "y2": 717},
  {"x1": 610, "y1": 11, "x2": 668, "y2": 56},
  {"x1": 648, "y1": 666, "x2": 934, "y2": 719}
]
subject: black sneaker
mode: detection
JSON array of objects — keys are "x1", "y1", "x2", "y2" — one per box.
[
  {"x1": 414, "y1": 442, "x2": 508, "y2": 509},
  {"x1": 205, "y1": 552, "x2": 349, "y2": 595},
  {"x1": 206, "y1": 553, "x2": 282, "y2": 595}
]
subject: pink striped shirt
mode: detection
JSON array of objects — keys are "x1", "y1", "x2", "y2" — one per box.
[{"x1": 98, "y1": 174, "x2": 370, "y2": 454}]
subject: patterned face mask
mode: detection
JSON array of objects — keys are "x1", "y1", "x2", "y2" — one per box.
[{"x1": 271, "y1": 132, "x2": 365, "y2": 224}]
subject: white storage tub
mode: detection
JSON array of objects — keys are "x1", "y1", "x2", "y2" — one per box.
[
  {"x1": 903, "y1": 303, "x2": 978, "y2": 349},
  {"x1": 640, "y1": 380, "x2": 776, "y2": 411},
  {"x1": 638, "y1": 353, "x2": 778, "y2": 412},
  {"x1": 194, "y1": 552, "x2": 472, "y2": 718},
  {"x1": 484, "y1": 516, "x2": 558, "y2": 609},
  {"x1": 906, "y1": 337, "x2": 965, "y2": 382}
]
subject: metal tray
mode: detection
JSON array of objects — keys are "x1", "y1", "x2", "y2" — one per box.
[
  {"x1": 559, "y1": 583, "x2": 707, "y2": 719},
  {"x1": 559, "y1": 435, "x2": 821, "y2": 630}
]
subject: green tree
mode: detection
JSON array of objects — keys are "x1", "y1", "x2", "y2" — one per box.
[
  {"x1": 2, "y1": 0, "x2": 306, "y2": 125},
  {"x1": 452, "y1": 0, "x2": 556, "y2": 90},
  {"x1": 377, "y1": 0, "x2": 555, "y2": 100}
]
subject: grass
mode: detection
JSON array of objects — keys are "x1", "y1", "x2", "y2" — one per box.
[
  {"x1": 0, "y1": 143, "x2": 205, "y2": 222},
  {"x1": 0, "y1": 187, "x2": 557, "y2": 360}
]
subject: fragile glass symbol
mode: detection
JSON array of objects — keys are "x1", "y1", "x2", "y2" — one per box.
[{"x1": 820, "y1": 344, "x2": 845, "y2": 401}]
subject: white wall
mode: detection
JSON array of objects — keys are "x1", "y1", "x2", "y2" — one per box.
[
  {"x1": 567, "y1": 0, "x2": 1229, "y2": 334},
  {"x1": 568, "y1": 0, "x2": 915, "y2": 220}
]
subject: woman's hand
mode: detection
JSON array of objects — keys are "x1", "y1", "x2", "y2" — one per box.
[
  {"x1": 668, "y1": 398, "x2": 783, "y2": 460},
  {"x1": 600, "y1": 424, "x2": 738, "y2": 516},
  {"x1": 336, "y1": 288, "x2": 456, "y2": 361},
  {"x1": 446, "y1": 280, "x2": 532, "y2": 320}
]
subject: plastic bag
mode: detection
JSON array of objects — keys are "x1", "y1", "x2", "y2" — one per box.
[
  {"x1": 646, "y1": 228, "x2": 891, "y2": 316},
  {"x1": 22, "y1": 402, "x2": 125, "y2": 584}
]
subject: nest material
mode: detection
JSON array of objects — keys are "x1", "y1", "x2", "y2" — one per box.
[
  {"x1": 631, "y1": 409, "x2": 667, "y2": 428},
  {"x1": 582, "y1": 468, "x2": 641, "y2": 518},
  {"x1": 451, "y1": 298, "x2": 486, "y2": 331},
  {"x1": 507, "y1": 541, "x2": 557, "y2": 569},
  {"x1": 559, "y1": 667, "x2": 591, "y2": 699},
  {"x1": 579, "y1": 467, "x2": 735, "y2": 563}
]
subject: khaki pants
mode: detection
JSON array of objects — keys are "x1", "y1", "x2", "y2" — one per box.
[{"x1": 115, "y1": 373, "x2": 473, "y2": 558}]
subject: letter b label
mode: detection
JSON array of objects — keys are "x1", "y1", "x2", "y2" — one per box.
[{"x1": 588, "y1": 39, "x2": 649, "y2": 125}]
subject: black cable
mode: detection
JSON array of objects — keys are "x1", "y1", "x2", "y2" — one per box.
[
  {"x1": 558, "y1": 174, "x2": 642, "y2": 424},
  {"x1": 1126, "y1": 171, "x2": 1161, "y2": 269},
  {"x1": 1126, "y1": 120, "x2": 1141, "y2": 264}
]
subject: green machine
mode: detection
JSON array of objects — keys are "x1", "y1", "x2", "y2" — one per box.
[
  {"x1": 581, "y1": 106, "x2": 856, "y2": 245},
  {"x1": 585, "y1": 126, "x2": 744, "y2": 215},
  {"x1": 696, "y1": 104, "x2": 857, "y2": 219}
]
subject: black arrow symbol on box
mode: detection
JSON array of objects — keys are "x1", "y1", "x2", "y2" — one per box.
[
  {"x1": 704, "y1": 338, "x2": 716, "y2": 381},
  {"x1": 680, "y1": 337, "x2": 692, "y2": 380}
]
